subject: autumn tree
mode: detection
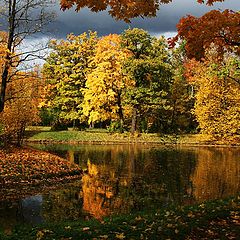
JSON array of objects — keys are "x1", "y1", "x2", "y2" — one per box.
[
  {"x1": 121, "y1": 28, "x2": 172, "y2": 133},
  {"x1": 186, "y1": 51, "x2": 240, "y2": 142},
  {"x1": 0, "y1": 31, "x2": 42, "y2": 145},
  {"x1": 0, "y1": 71, "x2": 42, "y2": 146},
  {"x1": 171, "y1": 9, "x2": 240, "y2": 140},
  {"x1": 42, "y1": 32, "x2": 98, "y2": 127},
  {"x1": 171, "y1": 10, "x2": 240, "y2": 60},
  {"x1": 82, "y1": 34, "x2": 134, "y2": 130},
  {"x1": 0, "y1": 0, "x2": 54, "y2": 112},
  {"x1": 60, "y1": 0, "x2": 225, "y2": 21}
]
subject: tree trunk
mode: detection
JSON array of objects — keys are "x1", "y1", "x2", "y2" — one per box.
[
  {"x1": 131, "y1": 107, "x2": 137, "y2": 134},
  {"x1": 0, "y1": 0, "x2": 16, "y2": 112},
  {"x1": 0, "y1": 66, "x2": 9, "y2": 112},
  {"x1": 117, "y1": 91, "x2": 124, "y2": 133},
  {"x1": 170, "y1": 100, "x2": 177, "y2": 132}
]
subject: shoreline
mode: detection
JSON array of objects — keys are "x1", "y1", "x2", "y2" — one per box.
[
  {"x1": 25, "y1": 138, "x2": 240, "y2": 148},
  {"x1": 24, "y1": 128, "x2": 240, "y2": 147},
  {"x1": 0, "y1": 146, "x2": 82, "y2": 191}
]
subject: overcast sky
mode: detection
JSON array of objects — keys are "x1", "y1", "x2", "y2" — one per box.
[
  {"x1": 46, "y1": 0, "x2": 239, "y2": 40},
  {"x1": 15, "y1": 0, "x2": 240, "y2": 66}
]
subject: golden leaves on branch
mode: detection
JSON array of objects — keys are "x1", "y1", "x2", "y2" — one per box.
[
  {"x1": 82, "y1": 34, "x2": 133, "y2": 124},
  {"x1": 0, "y1": 71, "x2": 42, "y2": 145},
  {"x1": 186, "y1": 54, "x2": 240, "y2": 142}
]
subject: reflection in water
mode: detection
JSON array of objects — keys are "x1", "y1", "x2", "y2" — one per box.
[
  {"x1": 41, "y1": 182, "x2": 89, "y2": 222},
  {"x1": 0, "y1": 144, "x2": 239, "y2": 229},
  {"x1": 20, "y1": 195, "x2": 43, "y2": 224},
  {"x1": 192, "y1": 148, "x2": 240, "y2": 201},
  {"x1": 0, "y1": 195, "x2": 43, "y2": 234}
]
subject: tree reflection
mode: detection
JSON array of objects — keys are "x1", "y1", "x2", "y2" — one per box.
[
  {"x1": 80, "y1": 145, "x2": 196, "y2": 219},
  {"x1": 1, "y1": 145, "x2": 239, "y2": 230},
  {"x1": 191, "y1": 147, "x2": 240, "y2": 201},
  {"x1": 41, "y1": 182, "x2": 85, "y2": 222}
]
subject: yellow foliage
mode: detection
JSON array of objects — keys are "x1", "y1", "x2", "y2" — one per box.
[
  {"x1": 0, "y1": 71, "x2": 42, "y2": 145},
  {"x1": 82, "y1": 34, "x2": 134, "y2": 124},
  {"x1": 187, "y1": 53, "x2": 240, "y2": 142}
]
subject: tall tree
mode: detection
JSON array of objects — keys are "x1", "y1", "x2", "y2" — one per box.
[
  {"x1": 171, "y1": 10, "x2": 240, "y2": 60},
  {"x1": 121, "y1": 28, "x2": 172, "y2": 133},
  {"x1": 42, "y1": 32, "x2": 98, "y2": 124},
  {"x1": 0, "y1": 0, "x2": 54, "y2": 112},
  {"x1": 60, "y1": 0, "x2": 225, "y2": 21},
  {"x1": 82, "y1": 34, "x2": 134, "y2": 129},
  {"x1": 169, "y1": 43, "x2": 196, "y2": 133}
]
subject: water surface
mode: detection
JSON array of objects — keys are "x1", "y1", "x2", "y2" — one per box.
[{"x1": 0, "y1": 144, "x2": 239, "y2": 231}]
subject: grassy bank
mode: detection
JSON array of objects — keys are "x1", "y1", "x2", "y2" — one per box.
[
  {"x1": 25, "y1": 127, "x2": 239, "y2": 146},
  {"x1": 1, "y1": 196, "x2": 239, "y2": 240}
]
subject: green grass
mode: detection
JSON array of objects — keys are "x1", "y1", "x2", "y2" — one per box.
[
  {"x1": 1, "y1": 196, "x2": 239, "y2": 240},
  {"x1": 25, "y1": 127, "x2": 240, "y2": 146},
  {"x1": 26, "y1": 128, "x2": 205, "y2": 145}
]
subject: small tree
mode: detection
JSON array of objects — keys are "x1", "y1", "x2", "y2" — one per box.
[{"x1": 0, "y1": 71, "x2": 42, "y2": 146}]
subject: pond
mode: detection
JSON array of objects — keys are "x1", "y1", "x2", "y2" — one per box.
[{"x1": 0, "y1": 144, "x2": 239, "y2": 232}]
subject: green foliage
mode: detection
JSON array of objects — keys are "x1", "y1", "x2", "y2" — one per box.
[
  {"x1": 42, "y1": 31, "x2": 98, "y2": 122},
  {"x1": 121, "y1": 29, "x2": 173, "y2": 133},
  {"x1": 107, "y1": 121, "x2": 124, "y2": 133},
  {"x1": 169, "y1": 43, "x2": 196, "y2": 133},
  {"x1": 50, "y1": 121, "x2": 68, "y2": 131},
  {"x1": 39, "y1": 108, "x2": 59, "y2": 126}
]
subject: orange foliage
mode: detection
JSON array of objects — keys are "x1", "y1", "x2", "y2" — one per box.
[
  {"x1": 82, "y1": 161, "x2": 123, "y2": 219},
  {"x1": 0, "y1": 147, "x2": 81, "y2": 193},
  {"x1": 60, "y1": 0, "x2": 224, "y2": 21},
  {"x1": 0, "y1": 31, "x2": 43, "y2": 145},
  {"x1": 0, "y1": 71, "x2": 43, "y2": 145},
  {"x1": 0, "y1": 32, "x2": 9, "y2": 74},
  {"x1": 172, "y1": 10, "x2": 240, "y2": 60}
]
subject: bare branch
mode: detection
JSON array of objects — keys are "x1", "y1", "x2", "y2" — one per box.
[{"x1": 0, "y1": 0, "x2": 55, "y2": 111}]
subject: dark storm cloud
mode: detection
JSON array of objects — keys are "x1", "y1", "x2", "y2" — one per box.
[{"x1": 47, "y1": 0, "x2": 240, "y2": 39}]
